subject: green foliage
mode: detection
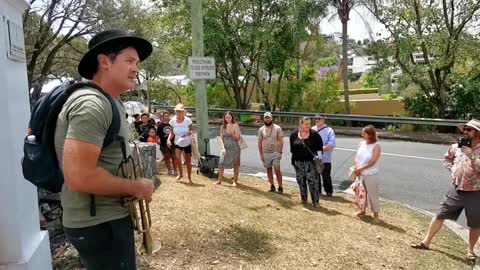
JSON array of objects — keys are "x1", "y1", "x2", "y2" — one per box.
[
  {"x1": 206, "y1": 83, "x2": 236, "y2": 108},
  {"x1": 303, "y1": 70, "x2": 341, "y2": 113},
  {"x1": 448, "y1": 78, "x2": 480, "y2": 119},
  {"x1": 340, "y1": 88, "x2": 379, "y2": 95},
  {"x1": 278, "y1": 80, "x2": 306, "y2": 111},
  {"x1": 403, "y1": 92, "x2": 438, "y2": 118},
  {"x1": 316, "y1": 57, "x2": 338, "y2": 67},
  {"x1": 301, "y1": 66, "x2": 317, "y2": 82},
  {"x1": 148, "y1": 79, "x2": 179, "y2": 104},
  {"x1": 365, "y1": 0, "x2": 480, "y2": 118},
  {"x1": 386, "y1": 124, "x2": 399, "y2": 132},
  {"x1": 359, "y1": 70, "x2": 381, "y2": 88},
  {"x1": 380, "y1": 94, "x2": 396, "y2": 100}
]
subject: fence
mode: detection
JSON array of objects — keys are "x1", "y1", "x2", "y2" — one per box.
[{"x1": 150, "y1": 106, "x2": 466, "y2": 127}]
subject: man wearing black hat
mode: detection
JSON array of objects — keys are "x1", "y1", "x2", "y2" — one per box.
[
  {"x1": 54, "y1": 30, "x2": 154, "y2": 269},
  {"x1": 312, "y1": 114, "x2": 336, "y2": 197}
]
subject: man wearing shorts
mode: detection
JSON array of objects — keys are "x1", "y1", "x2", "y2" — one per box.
[
  {"x1": 157, "y1": 112, "x2": 176, "y2": 175},
  {"x1": 411, "y1": 119, "x2": 480, "y2": 261},
  {"x1": 258, "y1": 112, "x2": 284, "y2": 193}
]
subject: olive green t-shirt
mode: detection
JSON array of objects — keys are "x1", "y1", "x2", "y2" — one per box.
[{"x1": 54, "y1": 88, "x2": 131, "y2": 228}]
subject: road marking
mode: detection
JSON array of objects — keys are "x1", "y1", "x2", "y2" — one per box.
[{"x1": 336, "y1": 147, "x2": 443, "y2": 161}]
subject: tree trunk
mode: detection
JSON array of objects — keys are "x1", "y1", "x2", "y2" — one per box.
[{"x1": 342, "y1": 20, "x2": 351, "y2": 115}]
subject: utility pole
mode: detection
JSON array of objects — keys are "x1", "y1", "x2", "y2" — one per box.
[{"x1": 190, "y1": 0, "x2": 209, "y2": 154}]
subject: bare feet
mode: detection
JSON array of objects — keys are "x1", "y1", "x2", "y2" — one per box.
[
  {"x1": 231, "y1": 182, "x2": 237, "y2": 187},
  {"x1": 214, "y1": 181, "x2": 222, "y2": 185},
  {"x1": 175, "y1": 175, "x2": 182, "y2": 181}
]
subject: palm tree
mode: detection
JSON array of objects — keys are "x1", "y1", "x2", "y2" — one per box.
[{"x1": 331, "y1": 0, "x2": 355, "y2": 115}]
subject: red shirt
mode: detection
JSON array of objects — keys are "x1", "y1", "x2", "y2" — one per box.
[{"x1": 147, "y1": 137, "x2": 157, "y2": 143}]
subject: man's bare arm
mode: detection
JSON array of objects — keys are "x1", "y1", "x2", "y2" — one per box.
[{"x1": 63, "y1": 138, "x2": 153, "y2": 200}]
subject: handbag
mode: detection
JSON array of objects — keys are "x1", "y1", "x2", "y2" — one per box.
[
  {"x1": 347, "y1": 165, "x2": 356, "y2": 181},
  {"x1": 190, "y1": 135, "x2": 200, "y2": 160},
  {"x1": 301, "y1": 136, "x2": 324, "y2": 174},
  {"x1": 239, "y1": 135, "x2": 248, "y2": 150},
  {"x1": 349, "y1": 176, "x2": 367, "y2": 210}
]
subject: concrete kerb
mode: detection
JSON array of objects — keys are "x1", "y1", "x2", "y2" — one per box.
[{"x1": 244, "y1": 171, "x2": 479, "y2": 268}]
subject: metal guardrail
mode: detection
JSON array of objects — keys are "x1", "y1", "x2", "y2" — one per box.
[{"x1": 151, "y1": 105, "x2": 466, "y2": 127}]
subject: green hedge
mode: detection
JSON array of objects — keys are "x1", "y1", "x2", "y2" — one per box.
[{"x1": 336, "y1": 88, "x2": 379, "y2": 95}]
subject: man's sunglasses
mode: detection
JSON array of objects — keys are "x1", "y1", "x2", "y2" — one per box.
[{"x1": 464, "y1": 128, "x2": 474, "y2": 132}]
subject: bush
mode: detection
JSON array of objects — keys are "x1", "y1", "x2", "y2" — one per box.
[
  {"x1": 206, "y1": 83, "x2": 236, "y2": 108},
  {"x1": 338, "y1": 88, "x2": 379, "y2": 95},
  {"x1": 303, "y1": 70, "x2": 341, "y2": 113},
  {"x1": 448, "y1": 78, "x2": 480, "y2": 119}
]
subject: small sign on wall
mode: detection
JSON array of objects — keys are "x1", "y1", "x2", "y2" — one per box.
[{"x1": 3, "y1": 16, "x2": 25, "y2": 62}]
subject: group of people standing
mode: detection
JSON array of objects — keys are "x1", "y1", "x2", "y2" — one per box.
[
  {"x1": 134, "y1": 104, "x2": 383, "y2": 220},
  {"x1": 134, "y1": 103, "x2": 195, "y2": 183},
  {"x1": 162, "y1": 109, "x2": 382, "y2": 219}
]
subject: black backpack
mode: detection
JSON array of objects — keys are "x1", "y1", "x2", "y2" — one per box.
[{"x1": 22, "y1": 81, "x2": 121, "y2": 194}]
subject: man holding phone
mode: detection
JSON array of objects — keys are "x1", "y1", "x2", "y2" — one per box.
[{"x1": 411, "y1": 119, "x2": 480, "y2": 261}]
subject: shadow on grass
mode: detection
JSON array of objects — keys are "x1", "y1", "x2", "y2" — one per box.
[
  {"x1": 234, "y1": 183, "x2": 297, "y2": 209},
  {"x1": 358, "y1": 215, "x2": 407, "y2": 233},
  {"x1": 322, "y1": 195, "x2": 352, "y2": 204},
  {"x1": 179, "y1": 182, "x2": 205, "y2": 188},
  {"x1": 429, "y1": 248, "x2": 472, "y2": 266},
  {"x1": 304, "y1": 204, "x2": 344, "y2": 216},
  {"x1": 219, "y1": 224, "x2": 275, "y2": 261}
]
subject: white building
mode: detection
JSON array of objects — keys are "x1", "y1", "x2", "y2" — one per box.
[{"x1": 347, "y1": 55, "x2": 377, "y2": 75}]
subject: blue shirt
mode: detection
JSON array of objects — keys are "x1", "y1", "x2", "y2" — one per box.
[{"x1": 312, "y1": 125, "x2": 336, "y2": 163}]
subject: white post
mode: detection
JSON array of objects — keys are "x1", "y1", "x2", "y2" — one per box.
[{"x1": 0, "y1": 0, "x2": 52, "y2": 269}]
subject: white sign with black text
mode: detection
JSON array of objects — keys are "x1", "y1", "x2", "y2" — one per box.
[{"x1": 188, "y1": 56, "x2": 216, "y2": 80}]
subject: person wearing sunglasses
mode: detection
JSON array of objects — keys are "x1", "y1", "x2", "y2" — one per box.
[{"x1": 411, "y1": 119, "x2": 480, "y2": 262}]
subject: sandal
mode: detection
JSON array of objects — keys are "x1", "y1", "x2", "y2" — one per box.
[
  {"x1": 410, "y1": 242, "x2": 429, "y2": 250},
  {"x1": 466, "y1": 250, "x2": 477, "y2": 261}
]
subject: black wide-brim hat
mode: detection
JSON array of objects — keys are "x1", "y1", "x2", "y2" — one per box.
[{"x1": 78, "y1": 29, "x2": 153, "y2": 79}]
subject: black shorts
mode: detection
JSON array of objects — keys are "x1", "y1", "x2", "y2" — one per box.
[
  {"x1": 160, "y1": 145, "x2": 175, "y2": 156},
  {"x1": 437, "y1": 186, "x2": 480, "y2": 228},
  {"x1": 175, "y1": 144, "x2": 192, "y2": 154}
]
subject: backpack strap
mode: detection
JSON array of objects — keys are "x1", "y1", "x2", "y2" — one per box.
[{"x1": 69, "y1": 82, "x2": 121, "y2": 149}]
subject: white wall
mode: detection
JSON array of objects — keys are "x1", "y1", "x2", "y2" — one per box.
[{"x1": 0, "y1": 0, "x2": 52, "y2": 269}]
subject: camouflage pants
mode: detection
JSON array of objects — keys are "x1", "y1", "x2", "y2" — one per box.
[{"x1": 293, "y1": 160, "x2": 320, "y2": 204}]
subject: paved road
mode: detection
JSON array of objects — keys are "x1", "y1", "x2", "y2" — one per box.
[{"x1": 204, "y1": 127, "x2": 467, "y2": 227}]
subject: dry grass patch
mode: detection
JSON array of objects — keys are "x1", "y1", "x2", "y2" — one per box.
[
  {"x1": 53, "y1": 169, "x2": 472, "y2": 269},
  {"x1": 137, "y1": 171, "x2": 472, "y2": 270}
]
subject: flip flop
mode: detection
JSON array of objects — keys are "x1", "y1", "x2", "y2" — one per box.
[
  {"x1": 410, "y1": 242, "x2": 429, "y2": 250},
  {"x1": 466, "y1": 250, "x2": 477, "y2": 261}
]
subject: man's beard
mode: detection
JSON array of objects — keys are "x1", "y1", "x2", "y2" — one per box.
[{"x1": 264, "y1": 121, "x2": 273, "y2": 126}]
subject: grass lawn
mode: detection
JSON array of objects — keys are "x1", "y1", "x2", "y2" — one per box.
[{"x1": 54, "y1": 169, "x2": 473, "y2": 270}]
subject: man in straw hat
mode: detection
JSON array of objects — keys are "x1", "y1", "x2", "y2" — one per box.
[
  {"x1": 411, "y1": 119, "x2": 480, "y2": 261},
  {"x1": 55, "y1": 29, "x2": 155, "y2": 269}
]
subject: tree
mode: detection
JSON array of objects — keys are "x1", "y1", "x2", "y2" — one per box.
[
  {"x1": 364, "y1": 0, "x2": 480, "y2": 118},
  {"x1": 330, "y1": 0, "x2": 355, "y2": 115},
  {"x1": 23, "y1": 0, "x2": 159, "y2": 104},
  {"x1": 158, "y1": 0, "x2": 327, "y2": 109}
]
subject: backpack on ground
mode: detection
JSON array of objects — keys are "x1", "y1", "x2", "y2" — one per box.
[{"x1": 22, "y1": 81, "x2": 121, "y2": 194}]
